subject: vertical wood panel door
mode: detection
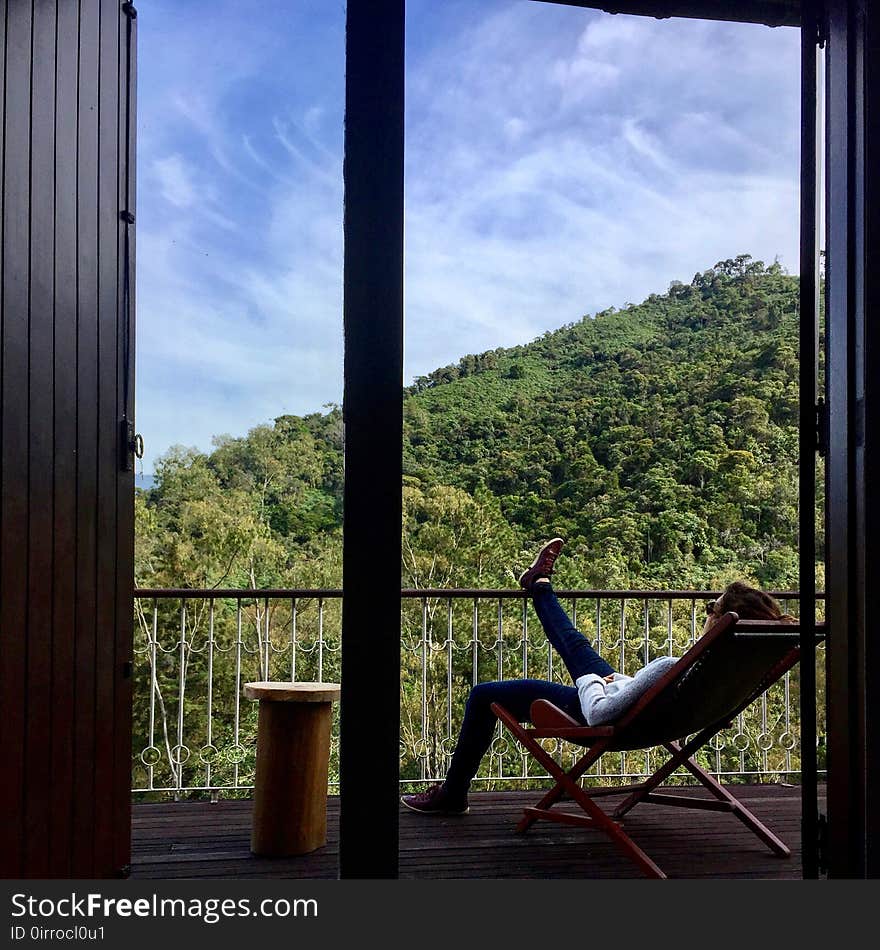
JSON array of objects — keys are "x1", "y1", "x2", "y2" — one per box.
[
  {"x1": 0, "y1": 0, "x2": 136, "y2": 879},
  {"x1": 824, "y1": 0, "x2": 862, "y2": 880}
]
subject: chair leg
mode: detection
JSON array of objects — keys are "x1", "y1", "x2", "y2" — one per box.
[
  {"x1": 613, "y1": 731, "x2": 710, "y2": 818},
  {"x1": 551, "y1": 771, "x2": 667, "y2": 879},
  {"x1": 489, "y1": 703, "x2": 604, "y2": 831},
  {"x1": 516, "y1": 743, "x2": 604, "y2": 833},
  {"x1": 613, "y1": 729, "x2": 790, "y2": 858},
  {"x1": 676, "y1": 745, "x2": 791, "y2": 857},
  {"x1": 492, "y1": 705, "x2": 667, "y2": 878}
]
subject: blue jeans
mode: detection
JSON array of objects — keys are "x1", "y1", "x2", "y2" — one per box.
[{"x1": 443, "y1": 583, "x2": 615, "y2": 798}]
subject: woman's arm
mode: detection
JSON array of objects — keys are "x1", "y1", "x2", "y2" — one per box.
[
  {"x1": 575, "y1": 673, "x2": 614, "y2": 725},
  {"x1": 576, "y1": 657, "x2": 679, "y2": 726}
]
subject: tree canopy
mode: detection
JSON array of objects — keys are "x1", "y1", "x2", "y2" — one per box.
[{"x1": 137, "y1": 255, "x2": 821, "y2": 594}]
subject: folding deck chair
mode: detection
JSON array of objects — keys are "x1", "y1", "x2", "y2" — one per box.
[{"x1": 490, "y1": 612, "x2": 825, "y2": 879}]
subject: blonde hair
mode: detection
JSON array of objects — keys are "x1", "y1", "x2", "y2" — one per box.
[{"x1": 717, "y1": 581, "x2": 796, "y2": 622}]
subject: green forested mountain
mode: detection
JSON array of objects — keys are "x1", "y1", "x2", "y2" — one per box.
[{"x1": 136, "y1": 254, "x2": 821, "y2": 594}]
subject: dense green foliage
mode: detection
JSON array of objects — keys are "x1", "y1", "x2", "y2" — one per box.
[
  {"x1": 133, "y1": 255, "x2": 824, "y2": 796},
  {"x1": 404, "y1": 254, "x2": 824, "y2": 591},
  {"x1": 137, "y1": 254, "x2": 820, "y2": 594}
]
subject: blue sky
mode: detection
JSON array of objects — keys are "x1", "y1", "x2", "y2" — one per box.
[{"x1": 135, "y1": 0, "x2": 801, "y2": 477}]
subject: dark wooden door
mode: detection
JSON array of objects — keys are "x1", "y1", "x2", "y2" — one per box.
[
  {"x1": 824, "y1": 0, "x2": 878, "y2": 879},
  {"x1": 0, "y1": 0, "x2": 136, "y2": 879}
]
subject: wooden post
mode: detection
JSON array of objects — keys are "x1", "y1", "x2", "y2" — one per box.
[
  {"x1": 341, "y1": 0, "x2": 404, "y2": 879},
  {"x1": 244, "y1": 682, "x2": 341, "y2": 857}
]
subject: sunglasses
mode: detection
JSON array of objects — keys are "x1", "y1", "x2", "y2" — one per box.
[{"x1": 705, "y1": 599, "x2": 724, "y2": 617}]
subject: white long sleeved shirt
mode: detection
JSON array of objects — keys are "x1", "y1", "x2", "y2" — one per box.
[{"x1": 575, "y1": 656, "x2": 679, "y2": 726}]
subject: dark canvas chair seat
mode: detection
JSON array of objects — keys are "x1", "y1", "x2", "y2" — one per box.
[{"x1": 490, "y1": 612, "x2": 826, "y2": 878}]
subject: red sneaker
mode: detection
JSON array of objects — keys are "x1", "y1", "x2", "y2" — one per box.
[
  {"x1": 518, "y1": 538, "x2": 565, "y2": 590},
  {"x1": 400, "y1": 783, "x2": 469, "y2": 815}
]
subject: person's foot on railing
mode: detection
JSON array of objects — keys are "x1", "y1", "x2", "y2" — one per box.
[
  {"x1": 518, "y1": 537, "x2": 564, "y2": 591},
  {"x1": 400, "y1": 782, "x2": 469, "y2": 815}
]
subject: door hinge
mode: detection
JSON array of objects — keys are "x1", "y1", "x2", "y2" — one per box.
[
  {"x1": 120, "y1": 418, "x2": 144, "y2": 472},
  {"x1": 817, "y1": 812, "x2": 829, "y2": 875},
  {"x1": 816, "y1": 398, "x2": 828, "y2": 457}
]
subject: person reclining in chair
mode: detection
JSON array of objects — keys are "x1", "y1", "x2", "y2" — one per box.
[{"x1": 401, "y1": 537, "x2": 794, "y2": 816}]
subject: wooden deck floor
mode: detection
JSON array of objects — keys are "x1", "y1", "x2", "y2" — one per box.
[{"x1": 132, "y1": 783, "x2": 820, "y2": 879}]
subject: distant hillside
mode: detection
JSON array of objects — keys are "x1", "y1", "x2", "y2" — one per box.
[
  {"x1": 400, "y1": 254, "x2": 814, "y2": 588},
  {"x1": 137, "y1": 255, "x2": 820, "y2": 592}
]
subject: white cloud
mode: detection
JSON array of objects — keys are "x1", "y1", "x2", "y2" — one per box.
[
  {"x1": 402, "y1": 2, "x2": 800, "y2": 380},
  {"x1": 152, "y1": 154, "x2": 198, "y2": 208},
  {"x1": 550, "y1": 53, "x2": 620, "y2": 94},
  {"x1": 504, "y1": 117, "x2": 527, "y2": 142},
  {"x1": 621, "y1": 120, "x2": 675, "y2": 174},
  {"x1": 135, "y1": 0, "x2": 345, "y2": 472}
]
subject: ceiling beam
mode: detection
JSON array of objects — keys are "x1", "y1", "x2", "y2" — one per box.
[{"x1": 542, "y1": 1, "x2": 801, "y2": 28}]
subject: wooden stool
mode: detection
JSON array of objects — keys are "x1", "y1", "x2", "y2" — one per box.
[{"x1": 243, "y1": 681, "x2": 341, "y2": 856}]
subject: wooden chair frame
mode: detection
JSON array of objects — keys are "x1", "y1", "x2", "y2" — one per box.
[{"x1": 491, "y1": 613, "x2": 825, "y2": 879}]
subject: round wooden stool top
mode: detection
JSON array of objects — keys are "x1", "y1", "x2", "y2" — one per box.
[{"x1": 243, "y1": 681, "x2": 340, "y2": 703}]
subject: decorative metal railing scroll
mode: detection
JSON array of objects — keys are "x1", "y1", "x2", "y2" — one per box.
[{"x1": 132, "y1": 589, "x2": 824, "y2": 799}]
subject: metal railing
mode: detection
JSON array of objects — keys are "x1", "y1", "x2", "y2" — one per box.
[{"x1": 132, "y1": 588, "x2": 825, "y2": 799}]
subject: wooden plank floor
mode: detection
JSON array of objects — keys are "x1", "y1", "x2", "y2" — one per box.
[{"x1": 131, "y1": 783, "x2": 821, "y2": 879}]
